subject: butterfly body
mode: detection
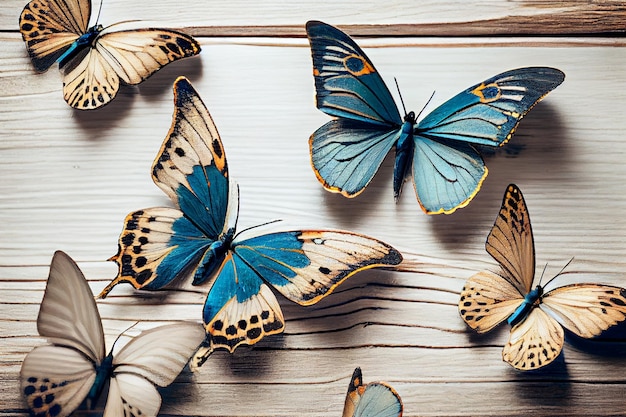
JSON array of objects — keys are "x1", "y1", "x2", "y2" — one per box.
[
  {"x1": 86, "y1": 352, "x2": 112, "y2": 407},
  {"x1": 392, "y1": 112, "x2": 416, "y2": 201},
  {"x1": 507, "y1": 285, "x2": 543, "y2": 327},
  {"x1": 306, "y1": 21, "x2": 564, "y2": 214},
  {"x1": 57, "y1": 24, "x2": 102, "y2": 68},
  {"x1": 459, "y1": 184, "x2": 626, "y2": 370},
  {"x1": 101, "y1": 77, "x2": 402, "y2": 359}
]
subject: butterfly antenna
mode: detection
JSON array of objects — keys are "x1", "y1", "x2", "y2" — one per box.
[
  {"x1": 541, "y1": 257, "x2": 575, "y2": 290},
  {"x1": 415, "y1": 90, "x2": 436, "y2": 121},
  {"x1": 394, "y1": 77, "x2": 408, "y2": 116},
  {"x1": 233, "y1": 219, "x2": 283, "y2": 240},
  {"x1": 95, "y1": 0, "x2": 104, "y2": 25},
  {"x1": 110, "y1": 321, "x2": 140, "y2": 351}
]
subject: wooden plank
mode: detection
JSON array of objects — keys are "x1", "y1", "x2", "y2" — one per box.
[
  {"x1": 4, "y1": 0, "x2": 626, "y2": 36},
  {"x1": 1, "y1": 25, "x2": 626, "y2": 417}
]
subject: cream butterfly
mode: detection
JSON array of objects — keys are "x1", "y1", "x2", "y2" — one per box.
[
  {"x1": 19, "y1": 0, "x2": 201, "y2": 110},
  {"x1": 342, "y1": 367, "x2": 403, "y2": 417},
  {"x1": 20, "y1": 251, "x2": 205, "y2": 417},
  {"x1": 459, "y1": 184, "x2": 626, "y2": 370}
]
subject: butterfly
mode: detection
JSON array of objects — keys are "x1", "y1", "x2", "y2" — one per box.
[
  {"x1": 342, "y1": 367, "x2": 403, "y2": 417},
  {"x1": 458, "y1": 184, "x2": 626, "y2": 370},
  {"x1": 19, "y1": 0, "x2": 201, "y2": 110},
  {"x1": 97, "y1": 76, "x2": 403, "y2": 363},
  {"x1": 20, "y1": 251, "x2": 205, "y2": 417},
  {"x1": 306, "y1": 20, "x2": 565, "y2": 214}
]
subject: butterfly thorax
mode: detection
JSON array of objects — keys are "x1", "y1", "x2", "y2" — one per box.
[
  {"x1": 507, "y1": 285, "x2": 544, "y2": 327},
  {"x1": 86, "y1": 351, "x2": 113, "y2": 408},
  {"x1": 393, "y1": 111, "x2": 416, "y2": 201},
  {"x1": 192, "y1": 227, "x2": 236, "y2": 285},
  {"x1": 57, "y1": 25, "x2": 104, "y2": 68}
]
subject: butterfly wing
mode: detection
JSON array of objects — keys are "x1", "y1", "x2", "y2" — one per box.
[
  {"x1": 62, "y1": 27, "x2": 200, "y2": 109},
  {"x1": 233, "y1": 230, "x2": 403, "y2": 306},
  {"x1": 502, "y1": 306, "x2": 564, "y2": 370},
  {"x1": 306, "y1": 20, "x2": 402, "y2": 198},
  {"x1": 19, "y1": 0, "x2": 89, "y2": 72},
  {"x1": 416, "y1": 67, "x2": 564, "y2": 147},
  {"x1": 541, "y1": 284, "x2": 626, "y2": 338},
  {"x1": 203, "y1": 253, "x2": 285, "y2": 353},
  {"x1": 20, "y1": 251, "x2": 103, "y2": 416},
  {"x1": 485, "y1": 184, "x2": 536, "y2": 294},
  {"x1": 102, "y1": 77, "x2": 229, "y2": 297},
  {"x1": 21, "y1": 345, "x2": 97, "y2": 417},
  {"x1": 412, "y1": 138, "x2": 487, "y2": 214},
  {"x1": 458, "y1": 270, "x2": 525, "y2": 333},
  {"x1": 412, "y1": 68, "x2": 564, "y2": 213},
  {"x1": 104, "y1": 374, "x2": 160, "y2": 417},
  {"x1": 343, "y1": 367, "x2": 403, "y2": 417}
]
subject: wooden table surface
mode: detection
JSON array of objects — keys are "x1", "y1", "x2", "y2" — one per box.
[{"x1": 2, "y1": 1, "x2": 626, "y2": 416}]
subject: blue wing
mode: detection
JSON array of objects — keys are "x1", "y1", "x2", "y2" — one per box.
[
  {"x1": 306, "y1": 20, "x2": 402, "y2": 125},
  {"x1": 100, "y1": 77, "x2": 231, "y2": 297},
  {"x1": 306, "y1": 20, "x2": 403, "y2": 198},
  {"x1": 310, "y1": 119, "x2": 400, "y2": 197},
  {"x1": 411, "y1": 67, "x2": 564, "y2": 214},
  {"x1": 416, "y1": 67, "x2": 565, "y2": 146},
  {"x1": 233, "y1": 230, "x2": 402, "y2": 306},
  {"x1": 343, "y1": 367, "x2": 403, "y2": 417},
  {"x1": 202, "y1": 253, "x2": 285, "y2": 353}
]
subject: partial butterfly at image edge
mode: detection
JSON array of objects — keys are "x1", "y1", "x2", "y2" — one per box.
[
  {"x1": 99, "y1": 76, "x2": 403, "y2": 362},
  {"x1": 19, "y1": 0, "x2": 201, "y2": 110},
  {"x1": 306, "y1": 20, "x2": 565, "y2": 214},
  {"x1": 343, "y1": 367, "x2": 403, "y2": 417},
  {"x1": 458, "y1": 184, "x2": 626, "y2": 371},
  {"x1": 20, "y1": 250, "x2": 205, "y2": 417}
]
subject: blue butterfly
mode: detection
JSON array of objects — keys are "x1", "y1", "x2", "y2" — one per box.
[
  {"x1": 343, "y1": 367, "x2": 403, "y2": 417},
  {"x1": 306, "y1": 20, "x2": 565, "y2": 214},
  {"x1": 98, "y1": 77, "x2": 402, "y2": 363}
]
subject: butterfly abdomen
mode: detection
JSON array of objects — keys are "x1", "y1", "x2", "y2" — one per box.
[
  {"x1": 393, "y1": 114, "x2": 416, "y2": 201},
  {"x1": 58, "y1": 25, "x2": 103, "y2": 68},
  {"x1": 507, "y1": 285, "x2": 543, "y2": 327},
  {"x1": 192, "y1": 231, "x2": 235, "y2": 285},
  {"x1": 86, "y1": 352, "x2": 113, "y2": 408}
]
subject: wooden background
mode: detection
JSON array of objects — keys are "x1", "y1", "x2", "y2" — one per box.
[{"x1": 2, "y1": 1, "x2": 626, "y2": 416}]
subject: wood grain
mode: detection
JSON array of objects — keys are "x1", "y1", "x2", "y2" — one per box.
[{"x1": 2, "y1": 1, "x2": 626, "y2": 416}]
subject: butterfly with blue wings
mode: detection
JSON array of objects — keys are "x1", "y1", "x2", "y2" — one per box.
[
  {"x1": 19, "y1": 0, "x2": 200, "y2": 109},
  {"x1": 459, "y1": 184, "x2": 626, "y2": 370},
  {"x1": 20, "y1": 251, "x2": 205, "y2": 417},
  {"x1": 306, "y1": 21, "x2": 565, "y2": 214},
  {"x1": 343, "y1": 367, "x2": 403, "y2": 417},
  {"x1": 98, "y1": 76, "x2": 402, "y2": 363}
]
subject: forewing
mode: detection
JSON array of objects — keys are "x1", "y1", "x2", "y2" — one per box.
[
  {"x1": 542, "y1": 284, "x2": 626, "y2": 338},
  {"x1": 459, "y1": 270, "x2": 524, "y2": 333},
  {"x1": 486, "y1": 184, "x2": 536, "y2": 294},
  {"x1": 39, "y1": 251, "x2": 105, "y2": 363},
  {"x1": 502, "y1": 307, "x2": 564, "y2": 370},
  {"x1": 152, "y1": 77, "x2": 229, "y2": 238},
  {"x1": 96, "y1": 28, "x2": 200, "y2": 85},
  {"x1": 104, "y1": 374, "x2": 160, "y2": 417},
  {"x1": 19, "y1": 0, "x2": 89, "y2": 71},
  {"x1": 100, "y1": 207, "x2": 212, "y2": 297},
  {"x1": 20, "y1": 345, "x2": 96, "y2": 417},
  {"x1": 310, "y1": 119, "x2": 400, "y2": 197},
  {"x1": 113, "y1": 322, "x2": 205, "y2": 386},
  {"x1": 343, "y1": 368, "x2": 403, "y2": 417},
  {"x1": 203, "y1": 254, "x2": 285, "y2": 352},
  {"x1": 417, "y1": 67, "x2": 564, "y2": 146},
  {"x1": 234, "y1": 230, "x2": 402, "y2": 306},
  {"x1": 306, "y1": 20, "x2": 402, "y2": 126},
  {"x1": 412, "y1": 137, "x2": 486, "y2": 214}
]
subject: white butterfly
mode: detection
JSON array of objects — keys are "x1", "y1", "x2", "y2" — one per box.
[
  {"x1": 343, "y1": 367, "x2": 403, "y2": 417},
  {"x1": 20, "y1": 251, "x2": 205, "y2": 417},
  {"x1": 19, "y1": 0, "x2": 201, "y2": 109}
]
